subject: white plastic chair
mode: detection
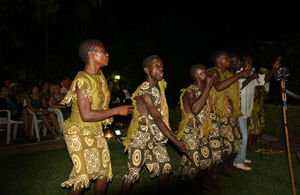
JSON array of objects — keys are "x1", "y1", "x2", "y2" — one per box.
[
  {"x1": 23, "y1": 99, "x2": 47, "y2": 142},
  {"x1": 26, "y1": 109, "x2": 47, "y2": 142},
  {"x1": 48, "y1": 108, "x2": 64, "y2": 133},
  {"x1": 0, "y1": 110, "x2": 24, "y2": 144}
]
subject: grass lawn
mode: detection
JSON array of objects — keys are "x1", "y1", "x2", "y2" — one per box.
[{"x1": 0, "y1": 104, "x2": 299, "y2": 194}]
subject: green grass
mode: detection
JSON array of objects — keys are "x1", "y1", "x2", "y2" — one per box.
[
  {"x1": 0, "y1": 104, "x2": 300, "y2": 194},
  {"x1": 0, "y1": 139, "x2": 299, "y2": 194},
  {"x1": 264, "y1": 104, "x2": 300, "y2": 141}
]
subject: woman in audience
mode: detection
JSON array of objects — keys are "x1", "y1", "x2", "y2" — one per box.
[
  {"x1": 26, "y1": 84, "x2": 62, "y2": 139},
  {"x1": 49, "y1": 84, "x2": 70, "y2": 120},
  {"x1": 40, "y1": 81, "x2": 51, "y2": 108}
]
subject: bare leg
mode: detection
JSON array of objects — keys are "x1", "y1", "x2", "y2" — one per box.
[
  {"x1": 40, "y1": 115, "x2": 58, "y2": 137},
  {"x1": 49, "y1": 112, "x2": 62, "y2": 136},
  {"x1": 95, "y1": 178, "x2": 108, "y2": 195},
  {"x1": 120, "y1": 181, "x2": 133, "y2": 195},
  {"x1": 69, "y1": 186, "x2": 84, "y2": 195}
]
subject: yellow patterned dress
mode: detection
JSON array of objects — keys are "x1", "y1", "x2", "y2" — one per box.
[
  {"x1": 175, "y1": 85, "x2": 222, "y2": 180},
  {"x1": 122, "y1": 80, "x2": 171, "y2": 183},
  {"x1": 209, "y1": 67, "x2": 242, "y2": 156},
  {"x1": 248, "y1": 86, "x2": 266, "y2": 135},
  {"x1": 60, "y1": 71, "x2": 112, "y2": 190}
]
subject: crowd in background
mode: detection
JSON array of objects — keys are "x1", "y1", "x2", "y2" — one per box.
[
  {"x1": 0, "y1": 76, "x2": 133, "y2": 142},
  {"x1": 0, "y1": 77, "x2": 72, "y2": 141}
]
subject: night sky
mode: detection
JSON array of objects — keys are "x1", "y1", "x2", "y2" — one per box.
[{"x1": 1, "y1": 0, "x2": 299, "y2": 106}]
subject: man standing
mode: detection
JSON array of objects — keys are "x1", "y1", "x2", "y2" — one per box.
[
  {"x1": 121, "y1": 55, "x2": 191, "y2": 194},
  {"x1": 209, "y1": 51, "x2": 251, "y2": 176},
  {"x1": 175, "y1": 64, "x2": 217, "y2": 180},
  {"x1": 231, "y1": 55, "x2": 281, "y2": 171}
]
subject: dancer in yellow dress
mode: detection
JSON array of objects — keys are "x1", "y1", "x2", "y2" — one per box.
[
  {"x1": 176, "y1": 64, "x2": 222, "y2": 180},
  {"x1": 121, "y1": 55, "x2": 191, "y2": 194},
  {"x1": 61, "y1": 39, "x2": 133, "y2": 195}
]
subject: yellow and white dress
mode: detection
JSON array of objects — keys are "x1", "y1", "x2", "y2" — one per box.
[{"x1": 60, "y1": 70, "x2": 112, "y2": 190}]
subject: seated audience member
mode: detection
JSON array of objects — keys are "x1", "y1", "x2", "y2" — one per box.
[
  {"x1": 40, "y1": 81, "x2": 51, "y2": 108},
  {"x1": 0, "y1": 85, "x2": 34, "y2": 140},
  {"x1": 26, "y1": 84, "x2": 62, "y2": 139},
  {"x1": 108, "y1": 79, "x2": 120, "y2": 108},
  {"x1": 60, "y1": 77, "x2": 71, "y2": 95},
  {"x1": 49, "y1": 84, "x2": 71, "y2": 120}
]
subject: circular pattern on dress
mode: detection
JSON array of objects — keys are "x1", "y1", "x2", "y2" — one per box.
[
  {"x1": 140, "y1": 125, "x2": 147, "y2": 131},
  {"x1": 97, "y1": 137, "x2": 105, "y2": 148},
  {"x1": 148, "y1": 142, "x2": 153, "y2": 149},
  {"x1": 146, "y1": 164, "x2": 153, "y2": 172},
  {"x1": 201, "y1": 137, "x2": 208, "y2": 145},
  {"x1": 209, "y1": 140, "x2": 221, "y2": 148},
  {"x1": 201, "y1": 146, "x2": 210, "y2": 158},
  {"x1": 184, "y1": 127, "x2": 190, "y2": 133},
  {"x1": 70, "y1": 135, "x2": 82, "y2": 152},
  {"x1": 209, "y1": 113, "x2": 216, "y2": 120},
  {"x1": 141, "y1": 82, "x2": 149, "y2": 90},
  {"x1": 193, "y1": 151, "x2": 200, "y2": 167},
  {"x1": 163, "y1": 163, "x2": 171, "y2": 174},
  {"x1": 180, "y1": 155, "x2": 187, "y2": 166},
  {"x1": 220, "y1": 117, "x2": 228, "y2": 124},
  {"x1": 132, "y1": 149, "x2": 142, "y2": 166},
  {"x1": 71, "y1": 154, "x2": 81, "y2": 173},
  {"x1": 188, "y1": 168, "x2": 197, "y2": 179},
  {"x1": 102, "y1": 148, "x2": 110, "y2": 168},
  {"x1": 85, "y1": 137, "x2": 94, "y2": 147}
]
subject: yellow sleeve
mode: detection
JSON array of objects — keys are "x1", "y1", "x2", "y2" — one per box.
[{"x1": 61, "y1": 72, "x2": 92, "y2": 106}]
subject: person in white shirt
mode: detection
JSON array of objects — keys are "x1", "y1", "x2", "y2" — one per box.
[{"x1": 231, "y1": 55, "x2": 281, "y2": 171}]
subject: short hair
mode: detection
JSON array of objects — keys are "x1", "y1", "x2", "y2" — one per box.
[
  {"x1": 142, "y1": 55, "x2": 160, "y2": 69},
  {"x1": 211, "y1": 50, "x2": 227, "y2": 64},
  {"x1": 79, "y1": 39, "x2": 103, "y2": 63}
]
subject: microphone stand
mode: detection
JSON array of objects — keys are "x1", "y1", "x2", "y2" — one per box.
[{"x1": 276, "y1": 67, "x2": 296, "y2": 195}]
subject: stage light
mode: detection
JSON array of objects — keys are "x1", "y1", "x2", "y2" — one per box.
[
  {"x1": 115, "y1": 129, "x2": 121, "y2": 136},
  {"x1": 105, "y1": 129, "x2": 113, "y2": 138},
  {"x1": 114, "y1": 75, "x2": 120, "y2": 80}
]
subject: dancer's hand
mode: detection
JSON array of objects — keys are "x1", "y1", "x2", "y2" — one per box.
[
  {"x1": 239, "y1": 68, "x2": 251, "y2": 78},
  {"x1": 178, "y1": 141, "x2": 192, "y2": 159},
  {"x1": 116, "y1": 105, "x2": 133, "y2": 116},
  {"x1": 206, "y1": 71, "x2": 216, "y2": 88}
]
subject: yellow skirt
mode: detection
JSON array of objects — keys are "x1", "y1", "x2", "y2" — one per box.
[{"x1": 61, "y1": 130, "x2": 112, "y2": 190}]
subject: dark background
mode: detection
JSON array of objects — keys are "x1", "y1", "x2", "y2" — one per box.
[{"x1": 1, "y1": 0, "x2": 300, "y2": 106}]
